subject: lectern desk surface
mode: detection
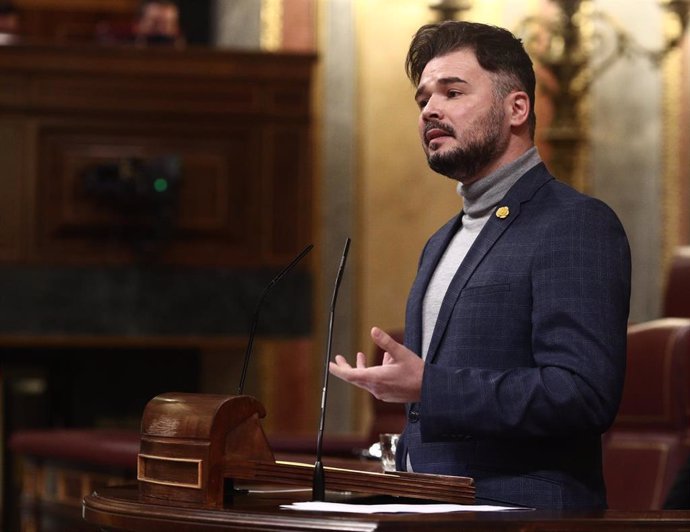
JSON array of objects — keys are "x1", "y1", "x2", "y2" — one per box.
[{"x1": 84, "y1": 485, "x2": 690, "y2": 532}]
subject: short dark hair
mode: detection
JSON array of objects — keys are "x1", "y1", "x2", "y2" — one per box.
[
  {"x1": 405, "y1": 21, "x2": 536, "y2": 138},
  {"x1": 0, "y1": 2, "x2": 18, "y2": 16},
  {"x1": 138, "y1": 0, "x2": 178, "y2": 17}
]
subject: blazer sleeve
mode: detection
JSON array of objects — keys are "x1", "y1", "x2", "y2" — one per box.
[{"x1": 419, "y1": 197, "x2": 631, "y2": 440}]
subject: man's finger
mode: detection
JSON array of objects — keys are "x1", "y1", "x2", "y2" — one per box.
[
  {"x1": 331, "y1": 354, "x2": 352, "y2": 368},
  {"x1": 371, "y1": 326, "x2": 403, "y2": 356},
  {"x1": 329, "y1": 359, "x2": 352, "y2": 381},
  {"x1": 356, "y1": 352, "x2": 367, "y2": 369}
]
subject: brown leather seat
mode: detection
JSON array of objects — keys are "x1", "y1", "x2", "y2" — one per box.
[
  {"x1": 663, "y1": 247, "x2": 690, "y2": 318},
  {"x1": 603, "y1": 318, "x2": 690, "y2": 509},
  {"x1": 8, "y1": 428, "x2": 140, "y2": 530},
  {"x1": 9, "y1": 428, "x2": 140, "y2": 470}
]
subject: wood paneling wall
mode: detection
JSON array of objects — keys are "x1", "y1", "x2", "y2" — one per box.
[
  {"x1": 0, "y1": 44, "x2": 314, "y2": 267},
  {"x1": 13, "y1": 0, "x2": 138, "y2": 43}
]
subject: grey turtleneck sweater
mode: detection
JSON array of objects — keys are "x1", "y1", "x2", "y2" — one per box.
[{"x1": 420, "y1": 147, "x2": 542, "y2": 360}]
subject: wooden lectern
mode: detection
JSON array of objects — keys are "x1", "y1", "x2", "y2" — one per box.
[{"x1": 137, "y1": 392, "x2": 475, "y2": 508}]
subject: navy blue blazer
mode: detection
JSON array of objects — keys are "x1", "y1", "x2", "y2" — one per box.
[{"x1": 395, "y1": 163, "x2": 631, "y2": 510}]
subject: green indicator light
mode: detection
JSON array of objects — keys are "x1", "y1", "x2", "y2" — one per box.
[{"x1": 154, "y1": 178, "x2": 168, "y2": 193}]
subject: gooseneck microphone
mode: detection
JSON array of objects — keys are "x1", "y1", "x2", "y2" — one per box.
[
  {"x1": 312, "y1": 237, "x2": 351, "y2": 501},
  {"x1": 236, "y1": 243, "x2": 314, "y2": 395}
]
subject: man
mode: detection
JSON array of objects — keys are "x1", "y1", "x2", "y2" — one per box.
[
  {"x1": 0, "y1": 2, "x2": 20, "y2": 44},
  {"x1": 134, "y1": 0, "x2": 183, "y2": 46},
  {"x1": 329, "y1": 21, "x2": 631, "y2": 510}
]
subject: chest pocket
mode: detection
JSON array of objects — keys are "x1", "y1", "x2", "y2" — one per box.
[{"x1": 459, "y1": 282, "x2": 510, "y2": 299}]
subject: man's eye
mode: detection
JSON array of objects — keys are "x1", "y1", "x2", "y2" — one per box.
[
  {"x1": 448, "y1": 90, "x2": 462, "y2": 98},
  {"x1": 417, "y1": 99, "x2": 428, "y2": 109}
]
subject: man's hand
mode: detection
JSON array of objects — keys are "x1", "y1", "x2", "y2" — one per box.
[{"x1": 329, "y1": 327, "x2": 423, "y2": 403}]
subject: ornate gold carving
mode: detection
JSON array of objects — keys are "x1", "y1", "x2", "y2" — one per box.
[
  {"x1": 518, "y1": 0, "x2": 690, "y2": 192},
  {"x1": 662, "y1": 20, "x2": 684, "y2": 283},
  {"x1": 261, "y1": 0, "x2": 284, "y2": 51}
]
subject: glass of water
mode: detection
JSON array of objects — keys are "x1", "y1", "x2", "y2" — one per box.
[{"x1": 379, "y1": 433, "x2": 399, "y2": 472}]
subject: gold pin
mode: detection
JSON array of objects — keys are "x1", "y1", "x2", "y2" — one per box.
[{"x1": 495, "y1": 206, "x2": 510, "y2": 219}]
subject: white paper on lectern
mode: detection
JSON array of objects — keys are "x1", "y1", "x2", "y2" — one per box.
[{"x1": 280, "y1": 501, "x2": 532, "y2": 514}]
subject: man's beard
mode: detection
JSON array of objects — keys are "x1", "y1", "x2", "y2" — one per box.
[{"x1": 427, "y1": 103, "x2": 507, "y2": 183}]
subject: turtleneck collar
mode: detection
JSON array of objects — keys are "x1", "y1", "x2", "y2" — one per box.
[{"x1": 458, "y1": 147, "x2": 542, "y2": 218}]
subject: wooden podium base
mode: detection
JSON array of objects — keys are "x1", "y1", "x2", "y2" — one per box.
[
  {"x1": 136, "y1": 392, "x2": 474, "y2": 508},
  {"x1": 84, "y1": 485, "x2": 690, "y2": 532}
]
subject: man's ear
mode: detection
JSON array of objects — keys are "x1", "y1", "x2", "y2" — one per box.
[{"x1": 507, "y1": 91, "x2": 530, "y2": 128}]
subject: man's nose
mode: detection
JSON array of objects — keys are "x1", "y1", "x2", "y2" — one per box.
[{"x1": 421, "y1": 96, "x2": 443, "y2": 121}]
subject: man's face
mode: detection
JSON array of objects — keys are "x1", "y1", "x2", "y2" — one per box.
[
  {"x1": 415, "y1": 48, "x2": 510, "y2": 185},
  {"x1": 139, "y1": 3, "x2": 179, "y2": 40},
  {"x1": 0, "y1": 13, "x2": 19, "y2": 34}
]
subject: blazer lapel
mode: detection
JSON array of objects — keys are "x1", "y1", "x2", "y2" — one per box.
[
  {"x1": 424, "y1": 163, "x2": 554, "y2": 364},
  {"x1": 405, "y1": 214, "x2": 462, "y2": 356}
]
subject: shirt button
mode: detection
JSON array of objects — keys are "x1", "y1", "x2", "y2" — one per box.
[{"x1": 408, "y1": 409, "x2": 420, "y2": 423}]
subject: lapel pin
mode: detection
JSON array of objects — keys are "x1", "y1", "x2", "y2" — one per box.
[{"x1": 495, "y1": 206, "x2": 510, "y2": 219}]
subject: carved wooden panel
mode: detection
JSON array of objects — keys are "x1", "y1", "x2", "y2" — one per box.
[
  {"x1": 0, "y1": 121, "x2": 25, "y2": 262},
  {"x1": 0, "y1": 46, "x2": 315, "y2": 267},
  {"x1": 15, "y1": 0, "x2": 138, "y2": 44},
  {"x1": 36, "y1": 126, "x2": 261, "y2": 265}
]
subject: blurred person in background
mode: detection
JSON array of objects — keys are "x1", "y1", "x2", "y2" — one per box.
[
  {"x1": 0, "y1": 2, "x2": 20, "y2": 44},
  {"x1": 134, "y1": 0, "x2": 184, "y2": 46}
]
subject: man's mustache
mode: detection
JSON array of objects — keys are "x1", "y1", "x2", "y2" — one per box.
[{"x1": 424, "y1": 120, "x2": 456, "y2": 139}]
